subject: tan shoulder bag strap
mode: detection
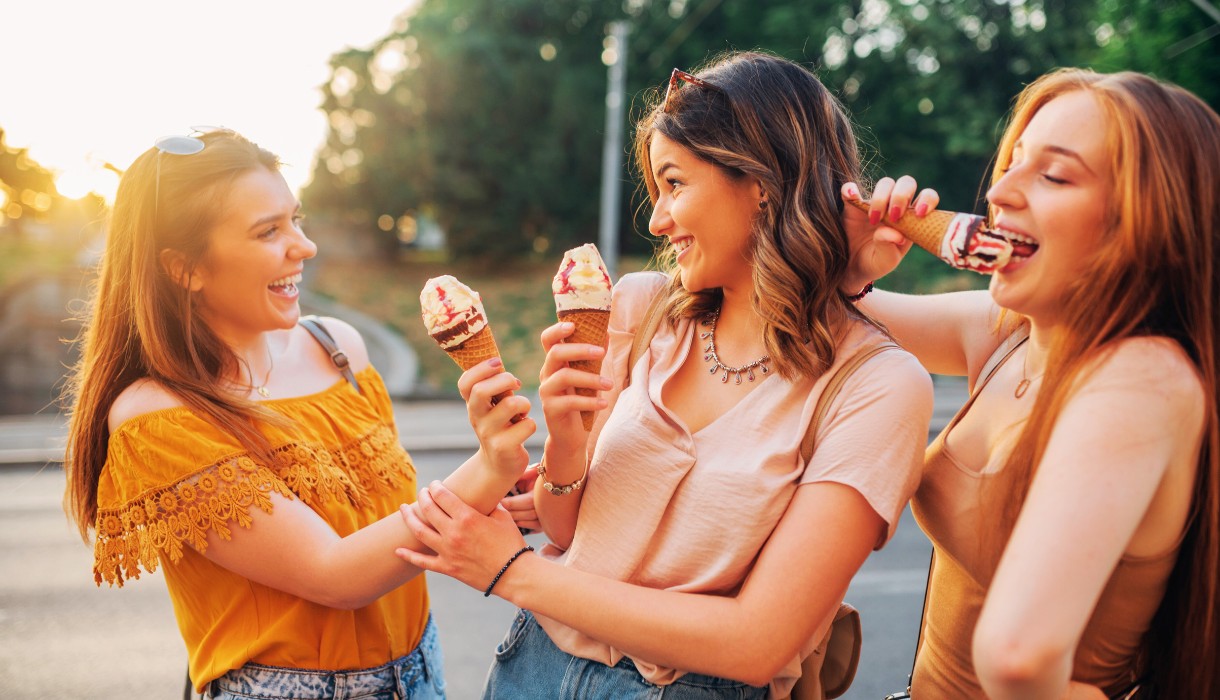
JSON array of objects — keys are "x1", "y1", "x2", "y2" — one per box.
[
  {"x1": 787, "y1": 340, "x2": 899, "y2": 700},
  {"x1": 799, "y1": 342, "x2": 899, "y2": 462},
  {"x1": 623, "y1": 286, "x2": 670, "y2": 390}
]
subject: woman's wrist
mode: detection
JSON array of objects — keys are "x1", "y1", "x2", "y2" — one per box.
[
  {"x1": 492, "y1": 549, "x2": 544, "y2": 607},
  {"x1": 540, "y1": 437, "x2": 587, "y2": 481},
  {"x1": 537, "y1": 456, "x2": 588, "y2": 495}
]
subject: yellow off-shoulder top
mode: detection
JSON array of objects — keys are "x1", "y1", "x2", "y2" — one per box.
[{"x1": 92, "y1": 366, "x2": 429, "y2": 691}]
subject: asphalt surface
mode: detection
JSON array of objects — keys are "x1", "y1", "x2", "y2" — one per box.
[{"x1": 0, "y1": 377, "x2": 966, "y2": 699}]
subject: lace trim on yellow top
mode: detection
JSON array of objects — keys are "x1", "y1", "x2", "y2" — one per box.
[{"x1": 93, "y1": 367, "x2": 414, "y2": 586}]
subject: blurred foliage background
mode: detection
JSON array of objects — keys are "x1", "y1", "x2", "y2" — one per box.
[
  {"x1": 300, "y1": 0, "x2": 1220, "y2": 270},
  {"x1": 4, "y1": 0, "x2": 1219, "y2": 395}
]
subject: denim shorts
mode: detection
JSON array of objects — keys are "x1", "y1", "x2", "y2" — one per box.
[
  {"x1": 207, "y1": 614, "x2": 445, "y2": 699},
  {"x1": 482, "y1": 610, "x2": 767, "y2": 700}
]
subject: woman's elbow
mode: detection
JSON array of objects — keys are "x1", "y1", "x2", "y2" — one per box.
[
  {"x1": 973, "y1": 626, "x2": 1072, "y2": 692},
  {"x1": 294, "y1": 585, "x2": 376, "y2": 610},
  {"x1": 726, "y1": 641, "x2": 797, "y2": 687},
  {"x1": 325, "y1": 592, "x2": 379, "y2": 610}
]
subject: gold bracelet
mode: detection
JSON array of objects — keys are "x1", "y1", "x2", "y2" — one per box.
[{"x1": 537, "y1": 456, "x2": 588, "y2": 496}]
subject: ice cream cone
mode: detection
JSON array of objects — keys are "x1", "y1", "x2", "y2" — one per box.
[
  {"x1": 421, "y1": 275, "x2": 517, "y2": 418},
  {"x1": 440, "y1": 325, "x2": 501, "y2": 371},
  {"x1": 553, "y1": 244, "x2": 614, "y2": 432},
  {"x1": 439, "y1": 325, "x2": 515, "y2": 409},
  {"x1": 558, "y1": 308, "x2": 611, "y2": 431},
  {"x1": 846, "y1": 199, "x2": 959, "y2": 258},
  {"x1": 846, "y1": 199, "x2": 1010, "y2": 273}
]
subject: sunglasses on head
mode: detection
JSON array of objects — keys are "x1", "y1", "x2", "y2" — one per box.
[
  {"x1": 663, "y1": 68, "x2": 723, "y2": 114},
  {"x1": 154, "y1": 125, "x2": 229, "y2": 156},
  {"x1": 153, "y1": 126, "x2": 228, "y2": 215}
]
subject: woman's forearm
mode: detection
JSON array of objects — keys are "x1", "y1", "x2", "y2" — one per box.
[
  {"x1": 532, "y1": 436, "x2": 586, "y2": 549},
  {"x1": 322, "y1": 450, "x2": 520, "y2": 606},
  {"x1": 498, "y1": 554, "x2": 807, "y2": 686},
  {"x1": 858, "y1": 288, "x2": 994, "y2": 376},
  {"x1": 207, "y1": 450, "x2": 520, "y2": 609}
]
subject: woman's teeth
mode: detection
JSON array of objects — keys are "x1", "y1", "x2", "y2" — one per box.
[
  {"x1": 269, "y1": 273, "x2": 302, "y2": 289},
  {"x1": 995, "y1": 228, "x2": 1039, "y2": 257},
  {"x1": 673, "y1": 239, "x2": 692, "y2": 253}
]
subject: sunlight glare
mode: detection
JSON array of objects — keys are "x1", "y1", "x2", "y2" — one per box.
[{"x1": 2, "y1": 1, "x2": 418, "y2": 204}]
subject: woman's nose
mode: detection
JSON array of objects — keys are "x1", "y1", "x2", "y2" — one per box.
[
  {"x1": 985, "y1": 168, "x2": 1023, "y2": 211},
  {"x1": 648, "y1": 198, "x2": 672, "y2": 237},
  {"x1": 293, "y1": 229, "x2": 319, "y2": 260}
]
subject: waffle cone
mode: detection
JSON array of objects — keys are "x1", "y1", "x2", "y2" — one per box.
[
  {"x1": 847, "y1": 199, "x2": 958, "y2": 258},
  {"x1": 440, "y1": 325, "x2": 501, "y2": 369},
  {"x1": 558, "y1": 308, "x2": 611, "y2": 431},
  {"x1": 439, "y1": 325, "x2": 515, "y2": 409}
]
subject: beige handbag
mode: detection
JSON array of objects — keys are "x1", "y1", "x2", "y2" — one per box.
[{"x1": 787, "y1": 602, "x2": 862, "y2": 700}]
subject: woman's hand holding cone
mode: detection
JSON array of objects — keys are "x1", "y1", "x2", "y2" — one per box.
[
  {"x1": 537, "y1": 321, "x2": 611, "y2": 454},
  {"x1": 458, "y1": 358, "x2": 535, "y2": 481},
  {"x1": 841, "y1": 178, "x2": 941, "y2": 291}
]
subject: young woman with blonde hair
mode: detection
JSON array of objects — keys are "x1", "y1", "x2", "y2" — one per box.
[
  {"x1": 395, "y1": 51, "x2": 934, "y2": 699},
  {"x1": 63, "y1": 128, "x2": 535, "y2": 698},
  {"x1": 845, "y1": 68, "x2": 1219, "y2": 698}
]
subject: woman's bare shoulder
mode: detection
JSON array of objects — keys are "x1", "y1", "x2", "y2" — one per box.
[
  {"x1": 107, "y1": 378, "x2": 185, "y2": 433},
  {"x1": 1080, "y1": 336, "x2": 1204, "y2": 422}
]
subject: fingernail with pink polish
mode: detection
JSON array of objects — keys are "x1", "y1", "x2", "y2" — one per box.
[
  {"x1": 915, "y1": 203, "x2": 928, "y2": 217},
  {"x1": 890, "y1": 206, "x2": 902, "y2": 222},
  {"x1": 869, "y1": 210, "x2": 881, "y2": 225}
]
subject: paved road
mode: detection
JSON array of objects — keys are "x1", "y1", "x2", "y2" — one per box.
[{"x1": 0, "y1": 378, "x2": 964, "y2": 699}]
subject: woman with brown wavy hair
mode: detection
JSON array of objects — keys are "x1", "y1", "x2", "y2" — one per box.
[
  {"x1": 62, "y1": 128, "x2": 536, "y2": 698},
  {"x1": 844, "y1": 68, "x2": 1219, "y2": 698},
  {"x1": 394, "y1": 51, "x2": 934, "y2": 699}
]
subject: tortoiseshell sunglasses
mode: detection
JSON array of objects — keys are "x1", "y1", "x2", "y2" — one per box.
[{"x1": 663, "y1": 67, "x2": 723, "y2": 113}]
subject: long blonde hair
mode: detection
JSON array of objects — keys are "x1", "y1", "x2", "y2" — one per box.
[
  {"x1": 993, "y1": 69, "x2": 1219, "y2": 697},
  {"x1": 63, "y1": 130, "x2": 288, "y2": 539},
  {"x1": 633, "y1": 51, "x2": 870, "y2": 381}
]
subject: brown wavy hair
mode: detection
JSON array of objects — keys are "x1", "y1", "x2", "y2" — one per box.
[
  {"x1": 63, "y1": 130, "x2": 288, "y2": 539},
  {"x1": 991, "y1": 69, "x2": 1219, "y2": 697},
  {"x1": 633, "y1": 51, "x2": 872, "y2": 380}
]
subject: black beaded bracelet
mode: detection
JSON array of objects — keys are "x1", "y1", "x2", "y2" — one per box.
[
  {"x1": 484, "y1": 545, "x2": 534, "y2": 597},
  {"x1": 844, "y1": 281, "x2": 875, "y2": 302}
]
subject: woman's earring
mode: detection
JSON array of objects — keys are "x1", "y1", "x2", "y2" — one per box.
[{"x1": 758, "y1": 199, "x2": 768, "y2": 210}]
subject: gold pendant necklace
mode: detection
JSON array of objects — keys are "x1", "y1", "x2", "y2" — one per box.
[
  {"x1": 701, "y1": 309, "x2": 770, "y2": 385},
  {"x1": 254, "y1": 346, "x2": 274, "y2": 398},
  {"x1": 1014, "y1": 346, "x2": 1041, "y2": 399}
]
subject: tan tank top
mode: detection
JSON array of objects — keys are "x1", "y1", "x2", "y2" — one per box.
[{"x1": 910, "y1": 332, "x2": 1179, "y2": 697}]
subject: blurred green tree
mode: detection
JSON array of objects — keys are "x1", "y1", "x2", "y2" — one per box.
[
  {"x1": 1090, "y1": 0, "x2": 1220, "y2": 107},
  {"x1": 305, "y1": 0, "x2": 629, "y2": 260}
]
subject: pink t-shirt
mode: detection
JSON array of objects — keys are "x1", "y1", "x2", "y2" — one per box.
[{"x1": 535, "y1": 272, "x2": 933, "y2": 696}]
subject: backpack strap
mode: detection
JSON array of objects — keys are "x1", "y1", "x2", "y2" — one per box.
[
  {"x1": 800, "y1": 342, "x2": 899, "y2": 462},
  {"x1": 299, "y1": 315, "x2": 361, "y2": 393}
]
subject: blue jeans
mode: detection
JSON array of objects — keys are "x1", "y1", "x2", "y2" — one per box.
[
  {"x1": 208, "y1": 615, "x2": 445, "y2": 699},
  {"x1": 482, "y1": 610, "x2": 767, "y2": 700}
]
